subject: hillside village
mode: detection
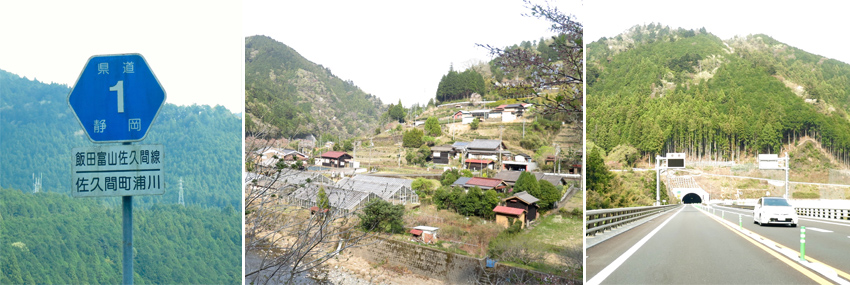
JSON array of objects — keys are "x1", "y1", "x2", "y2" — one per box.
[{"x1": 245, "y1": 99, "x2": 583, "y2": 281}]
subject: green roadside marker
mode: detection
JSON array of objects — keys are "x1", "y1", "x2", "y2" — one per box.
[
  {"x1": 801, "y1": 226, "x2": 806, "y2": 261},
  {"x1": 738, "y1": 214, "x2": 744, "y2": 230}
]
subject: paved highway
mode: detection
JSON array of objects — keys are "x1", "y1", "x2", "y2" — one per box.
[
  {"x1": 709, "y1": 204, "x2": 850, "y2": 280},
  {"x1": 587, "y1": 204, "x2": 842, "y2": 284}
]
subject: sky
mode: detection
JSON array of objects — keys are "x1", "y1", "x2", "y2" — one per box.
[
  {"x1": 0, "y1": 1, "x2": 244, "y2": 113},
  {"x1": 244, "y1": 0, "x2": 583, "y2": 108},
  {"x1": 586, "y1": 0, "x2": 850, "y2": 65}
]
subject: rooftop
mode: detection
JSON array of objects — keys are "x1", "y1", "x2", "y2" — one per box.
[
  {"x1": 413, "y1": 226, "x2": 439, "y2": 232},
  {"x1": 465, "y1": 159, "x2": 494, "y2": 164},
  {"x1": 467, "y1": 177, "x2": 505, "y2": 188},
  {"x1": 493, "y1": 206, "x2": 525, "y2": 216},
  {"x1": 467, "y1": 139, "x2": 504, "y2": 151},
  {"x1": 321, "y1": 151, "x2": 350, "y2": 159},
  {"x1": 506, "y1": 191, "x2": 540, "y2": 205}
]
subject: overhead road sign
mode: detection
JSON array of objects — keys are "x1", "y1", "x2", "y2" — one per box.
[
  {"x1": 666, "y1": 153, "x2": 686, "y2": 169},
  {"x1": 68, "y1": 54, "x2": 166, "y2": 143}
]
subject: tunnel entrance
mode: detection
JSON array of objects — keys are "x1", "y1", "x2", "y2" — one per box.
[{"x1": 682, "y1": 193, "x2": 702, "y2": 204}]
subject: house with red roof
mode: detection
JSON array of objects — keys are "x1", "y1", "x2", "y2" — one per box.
[
  {"x1": 493, "y1": 205, "x2": 526, "y2": 229},
  {"x1": 317, "y1": 151, "x2": 353, "y2": 168},
  {"x1": 466, "y1": 177, "x2": 508, "y2": 191},
  {"x1": 502, "y1": 191, "x2": 540, "y2": 223},
  {"x1": 451, "y1": 176, "x2": 509, "y2": 192}
]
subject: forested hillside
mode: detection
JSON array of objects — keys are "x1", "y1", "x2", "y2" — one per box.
[
  {"x1": 245, "y1": 35, "x2": 385, "y2": 138},
  {"x1": 587, "y1": 24, "x2": 850, "y2": 166},
  {"x1": 0, "y1": 188, "x2": 240, "y2": 284},
  {"x1": 0, "y1": 69, "x2": 241, "y2": 209}
]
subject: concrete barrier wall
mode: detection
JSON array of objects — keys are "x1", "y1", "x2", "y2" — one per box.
[{"x1": 349, "y1": 236, "x2": 579, "y2": 284}]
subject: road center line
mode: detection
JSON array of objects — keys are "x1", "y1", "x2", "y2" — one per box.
[{"x1": 587, "y1": 205, "x2": 684, "y2": 285}]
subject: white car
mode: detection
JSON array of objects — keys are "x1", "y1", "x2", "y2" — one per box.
[{"x1": 753, "y1": 197, "x2": 798, "y2": 227}]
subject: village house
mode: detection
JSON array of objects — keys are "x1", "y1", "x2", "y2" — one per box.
[
  {"x1": 452, "y1": 110, "x2": 473, "y2": 124},
  {"x1": 502, "y1": 191, "x2": 540, "y2": 223},
  {"x1": 430, "y1": 145, "x2": 455, "y2": 164},
  {"x1": 252, "y1": 147, "x2": 308, "y2": 173},
  {"x1": 502, "y1": 160, "x2": 537, "y2": 171},
  {"x1": 465, "y1": 139, "x2": 509, "y2": 162},
  {"x1": 464, "y1": 159, "x2": 494, "y2": 170},
  {"x1": 469, "y1": 109, "x2": 490, "y2": 119},
  {"x1": 317, "y1": 151, "x2": 353, "y2": 168},
  {"x1": 494, "y1": 170, "x2": 573, "y2": 187},
  {"x1": 451, "y1": 177, "x2": 509, "y2": 192},
  {"x1": 493, "y1": 206, "x2": 526, "y2": 229},
  {"x1": 452, "y1": 141, "x2": 470, "y2": 159},
  {"x1": 546, "y1": 154, "x2": 583, "y2": 174}
]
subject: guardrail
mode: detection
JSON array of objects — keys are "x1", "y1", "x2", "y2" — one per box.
[
  {"x1": 796, "y1": 207, "x2": 850, "y2": 220},
  {"x1": 717, "y1": 203, "x2": 850, "y2": 221},
  {"x1": 586, "y1": 205, "x2": 680, "y2": 236}
]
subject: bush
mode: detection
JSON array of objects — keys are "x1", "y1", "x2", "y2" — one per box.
[
  {"x1": 792, "y1": 192, "x2": 820, "y2": 199},
  {"x1": 470, "y1": 118, "x2": 480, "y2": 130},
  {"x1": 520, "y1": 134, "x2": 546, "y2": 150},
  {"x1": 359, "y1": 199, "x2": 405, "y2": 234},
  {"x1": 403, "y1": 128, "x2": 424, "y2": 148}
]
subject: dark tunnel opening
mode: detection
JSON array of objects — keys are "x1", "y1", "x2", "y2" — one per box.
[{"x1": 682, "y1": 193, "x2": 702, "y2": 204}]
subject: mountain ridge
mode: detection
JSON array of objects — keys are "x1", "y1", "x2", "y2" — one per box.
[{"x1": 245, "y1": 35, "x2": 385, "y2": 139}]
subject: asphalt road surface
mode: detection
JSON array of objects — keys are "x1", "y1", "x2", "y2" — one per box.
[{"x1": 587, "y1": 205, "x2": 835, "y2": 284}]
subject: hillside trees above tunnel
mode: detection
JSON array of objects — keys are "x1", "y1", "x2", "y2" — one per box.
[{"x1": 588, "y1": 26, "x2": 850, "y2": 166}]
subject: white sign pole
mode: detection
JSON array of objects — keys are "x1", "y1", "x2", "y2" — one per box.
[
  {"x1": 785, "y1": 152, "x2": 790, "y2": 199},
  {"x1": 656, "y1": 155, "x2": 661, "y2": 206}
]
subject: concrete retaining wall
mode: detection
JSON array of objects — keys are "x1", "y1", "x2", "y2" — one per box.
[
  {"x1": 349, "y1": 236, "x2": 578, "y2": 284},
  {"x1": 350, "y1": 236, "x2": 481, "y2": 283}
]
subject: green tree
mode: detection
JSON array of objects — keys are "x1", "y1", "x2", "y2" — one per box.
[
  {"x1": 587, "y1": 146, "x2": 612, "y2": 193},
  {"x1": 343, "y1": 140, "x2": 354, "y2": 152},
  {"x1": 358, "y1": 199, "x2": 404, "y2": 233},
  {"x1": 424, "y1": 116, "x2": 442, "y2": 136},
  {"x1": 440, "y1": 169, "x2": 460, "y2": 186},
  {"x1": 411, "y1": 178, "x2": 435, "y2": 194},
  {"x1": 536, "y1": 180, "x2": 561, "y2": 210},
  {"x1": 388, "y1": 99, "x2": 406, "y2": 123},
  {"x1": 460, "y1": 186, "x2": 484, "y2": 216},
  {"x1": 514, "y1": 171, "x2": 540, "y2": 195},
  {"x1": 403, "y1": 128, "x2": 424, "y2": 148},
  {"x1": 317, "y1": 185, "x2": 330, "y2": 210},
  {"x1": 470, "y1": 118, "x2": 480, "y2": 130},
  {"x1": 482, "y1": 189, "x2": 501, "y2": 219}
]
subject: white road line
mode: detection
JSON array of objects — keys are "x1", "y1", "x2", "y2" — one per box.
[
  {"x1": 587, "y1": 206, "x2": 684, "y2": 285},
  {"x1": 806, "y1": 227, "x2": 833, "y2": 233},
  {"x1": 800, "y1": 217, "x2": 850, "y2": 228}
]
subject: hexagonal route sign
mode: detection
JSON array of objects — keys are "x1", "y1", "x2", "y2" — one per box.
[{"x1": 68, "y1": 54, "x2": 166, "y2": 143}]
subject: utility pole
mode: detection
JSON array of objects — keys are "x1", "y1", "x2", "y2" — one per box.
[
  {"x1": 498, "y1": 125, "x2": 505, "y2": 169},
  {"x1": 554, "y1": 144, "x2": 561, "y2": 174},
  {"x1": 178, "y1": 177, "x2": 185, "y2": 206},
  {"x1": 32, "y1": 172, "x2": 42, "y2": 193}
]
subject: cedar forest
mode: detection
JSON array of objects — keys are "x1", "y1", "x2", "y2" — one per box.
[{"x1": 587, "y1": 24, "x2": 850, "y2": 209}]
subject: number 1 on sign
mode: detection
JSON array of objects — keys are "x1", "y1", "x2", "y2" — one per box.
[{"x1": 110, "y1": 80, "x2": 124, "y2": 113}]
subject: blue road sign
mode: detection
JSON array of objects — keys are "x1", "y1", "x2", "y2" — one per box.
[{"x1": 68, "y1": 54, "x2": 166, "y2": 143}]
